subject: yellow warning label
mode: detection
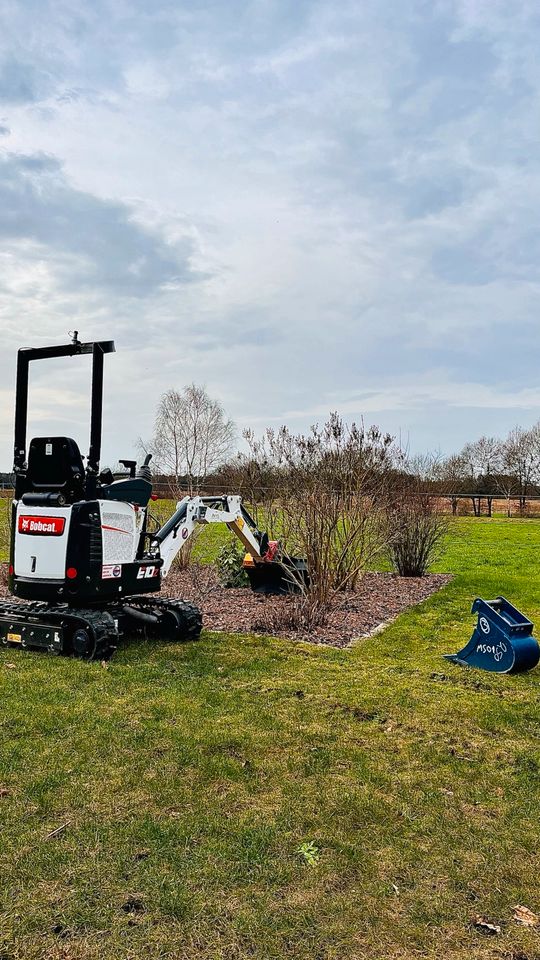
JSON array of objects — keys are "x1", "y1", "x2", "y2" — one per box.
[{"x1": 7, "y1": 633, "x2": 22, "y2": 644}]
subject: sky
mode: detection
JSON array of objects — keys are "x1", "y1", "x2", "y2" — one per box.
[{"x1": 1, "y1": 0, "x2": 540, "y2": 470}]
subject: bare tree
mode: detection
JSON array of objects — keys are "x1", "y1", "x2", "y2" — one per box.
[
  {"x1": 460, "y1": 436, "x2": 502, "y2": 516},
  {"x1": 500, "y1": 424, "x2": 540, "y2": 515},
  {"x1": 145, "y1": 384, "x2": 236, "y2": 495},
  {"x1": 460, "y1": 436, "x2": 501, "y2": 476},
  {"x1": 527, "y1": 420, "x2": 540, "y2": 493},
  {"x1": 433, "y1": 453, "x2": 469, "y2": 515}
]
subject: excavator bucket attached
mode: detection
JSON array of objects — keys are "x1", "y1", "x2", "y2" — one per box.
[{"x1": 243, "y1": 553, "x2": 309, "y2": 595}]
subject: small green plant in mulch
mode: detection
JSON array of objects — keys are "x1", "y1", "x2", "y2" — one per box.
[{"x1": 216, "y1": 540, "x2": 250, "y2": 588}]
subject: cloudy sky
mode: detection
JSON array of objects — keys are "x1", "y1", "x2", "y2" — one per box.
[{"x1": 1, "y1": 0, "x2": 539, "y2": 470}]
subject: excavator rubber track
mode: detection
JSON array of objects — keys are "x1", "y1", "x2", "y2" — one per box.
[
  {"x1": 0, "y1": 600, "x2": 118, "y2": 660},
  {"x1": 119, "y1": 596, "x2": 203, "y2": 643},
  {"x1": 0, "y1": 595, "x2": 203, "y2": 661}
]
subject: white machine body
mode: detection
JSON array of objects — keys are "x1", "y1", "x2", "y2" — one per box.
[
  {"x1": 13, "y1": 500, "x2": 145, "y2": 581},
  {"x1": 14, "y1": 504, "x2": 73, "y2": 579}
]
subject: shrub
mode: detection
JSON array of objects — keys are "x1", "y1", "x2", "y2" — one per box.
[
  {"x1": 216, "y1": 541, "x2": 249, "y2": 588},
  {"x1": 386, "y1": 494, "x2": 447, "y2": 577},
  {"x1": 245, "y1": 413, "x2": 397, "y2": 625},
  {"x1": 174, "y1": 535, "x2": 197, "y2": 570},
  {"x1": 251, "y1": 594, "x2": 328, "y2": 635}
]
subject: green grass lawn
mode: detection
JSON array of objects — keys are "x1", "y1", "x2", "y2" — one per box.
[{"x1": 2, "y1": 518, "x2": 540, "y2": 958}]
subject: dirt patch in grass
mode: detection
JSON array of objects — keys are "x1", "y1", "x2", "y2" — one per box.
[
  {"x1": 161, "y1": 566, "x2": 452, "y2": 648},
  {"x1": 0, "y1": 563, "x2": 451, "y2": 648}
]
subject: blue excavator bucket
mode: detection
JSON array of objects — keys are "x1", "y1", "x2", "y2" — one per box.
[{"x1": 444, "y1": 597, "x2": 540, "y2": 674}]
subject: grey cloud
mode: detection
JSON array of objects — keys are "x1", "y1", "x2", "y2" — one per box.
[
  {"x1": 2, "y1": 0, "x2": 540, "y2": 465},
  {"x1": 403, "y1": 175, "x2": 467, "y2": 218},
  {"x1": 0, "y1": 57, "x2": 52, "y2": 104},
  {"x1": 430, "y1": 214, "x2": 540, "y2": 286},
  {"x1": 0, "y1": 151, "x2": 203, "y2": 295},
  {"x1": 430, "y1": 245, "x2": 497, "y2": 285}
]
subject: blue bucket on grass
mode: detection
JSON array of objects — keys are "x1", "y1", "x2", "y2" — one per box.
[{"x1": 444, "y1": 597, "x2": 540, "y2": 674}]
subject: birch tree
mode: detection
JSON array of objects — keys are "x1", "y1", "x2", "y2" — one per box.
[{"x1": 148, "y1": 384, "x2": 236, "y2": 494}]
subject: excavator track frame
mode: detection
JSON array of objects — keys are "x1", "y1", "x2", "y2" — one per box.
[
  {"x1": 0, "y1": 595, "x2": 203, "y2": 661},
  {"x1": 0, "y1": 601, "x2": 118, "y2": 660}
]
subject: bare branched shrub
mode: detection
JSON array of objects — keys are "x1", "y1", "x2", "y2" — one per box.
[
  {"x1": 386, "y1": 493, "x2": 447, "y2": 577},
  {"x1": 184, "y1": 562, "x2": 221, "y2": 601},
  {"x1": 174, "y1": 534, "x2": 198, "y2": 571},
  {"x1": 212, "y1": 451, "x2": 282, "y2": 530},
  {"x1": 245, "y1": 413, "x2": 396, "y2": 626},
  {"x1": 251, "y1": 595, "x2": 328, "y2": 636}
]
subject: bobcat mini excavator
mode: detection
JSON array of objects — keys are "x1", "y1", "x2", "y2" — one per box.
[{"x1": 0, "y1": 335, "x2": 306, "y2": 660}]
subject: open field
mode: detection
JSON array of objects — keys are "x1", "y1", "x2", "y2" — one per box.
[{"x1": 1, "y1": 519, "x2": 540, "y2": 958}]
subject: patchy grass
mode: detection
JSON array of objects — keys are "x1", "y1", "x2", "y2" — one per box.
[
  {"x1": 1, "y1": 520, "x2": 540, "y2": 957},
  {"x1": 0, "y1": 496, "x2": 9, "y2": 561}
]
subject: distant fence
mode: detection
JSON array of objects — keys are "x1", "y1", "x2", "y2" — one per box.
[
  {"x1": 428, "y1": 493, "x2": 540, "y2": 518},
  {"x1": 2, "y1": 480, "x2": 540, "y2": 518}
]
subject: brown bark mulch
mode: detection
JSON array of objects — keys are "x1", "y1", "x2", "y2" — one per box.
[
  {"x1": 0, "y1": 564, "x2": 452, "y2": 649},
  {"x1": 161, "y1": 566, "x2": 452, "y2": 648}
]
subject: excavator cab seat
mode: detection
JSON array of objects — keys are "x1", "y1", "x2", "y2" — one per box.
[{"x1": 23, "y1": 436, "x2": 85, "y2": 503}]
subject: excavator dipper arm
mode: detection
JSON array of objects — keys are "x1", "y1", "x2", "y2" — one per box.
[{"x1": 152, "y1": 495, "x2": 269, "y2": 578}]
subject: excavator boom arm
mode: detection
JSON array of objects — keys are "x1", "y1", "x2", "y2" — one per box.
[{"x1": 153, "y1": 495, "x2": 269, "y2": 577}]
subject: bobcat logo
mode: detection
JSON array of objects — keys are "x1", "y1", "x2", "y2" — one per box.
[{"x1": 18, "y1": 515, "x2": 65, "y2": 535}]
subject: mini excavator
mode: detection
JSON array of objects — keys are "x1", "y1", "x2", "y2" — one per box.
[{"x1": 0, "y1": 335, "x2": 306, "y2": 660}]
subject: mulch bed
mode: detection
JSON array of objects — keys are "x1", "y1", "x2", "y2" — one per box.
[
  {"x1": 161, "y1": 566, "x2": 452, "y2": 648},
  {"x1": 0, "y1": 564, "x2": 452, "y2": 649}
]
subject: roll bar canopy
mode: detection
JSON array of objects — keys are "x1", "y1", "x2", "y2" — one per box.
[{"x1": 13, "y1": 333, "x2": 115, "y2": 481}]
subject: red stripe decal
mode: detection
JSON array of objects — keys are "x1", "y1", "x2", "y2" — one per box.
[{"x1": 101, "y1": 524, "x2": 131, "y2": 535}]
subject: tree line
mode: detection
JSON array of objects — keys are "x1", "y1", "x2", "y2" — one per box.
[
  {"x1": 143, "y1": 385, "x2": 540, "y2": 519},
  {"x1": 430, "y1": 424, "x2": 540, "y2": 516}
]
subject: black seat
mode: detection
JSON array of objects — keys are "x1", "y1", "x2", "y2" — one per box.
[{"x1": 25, "y1": 437, "x2": 86, "y2": 502}]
